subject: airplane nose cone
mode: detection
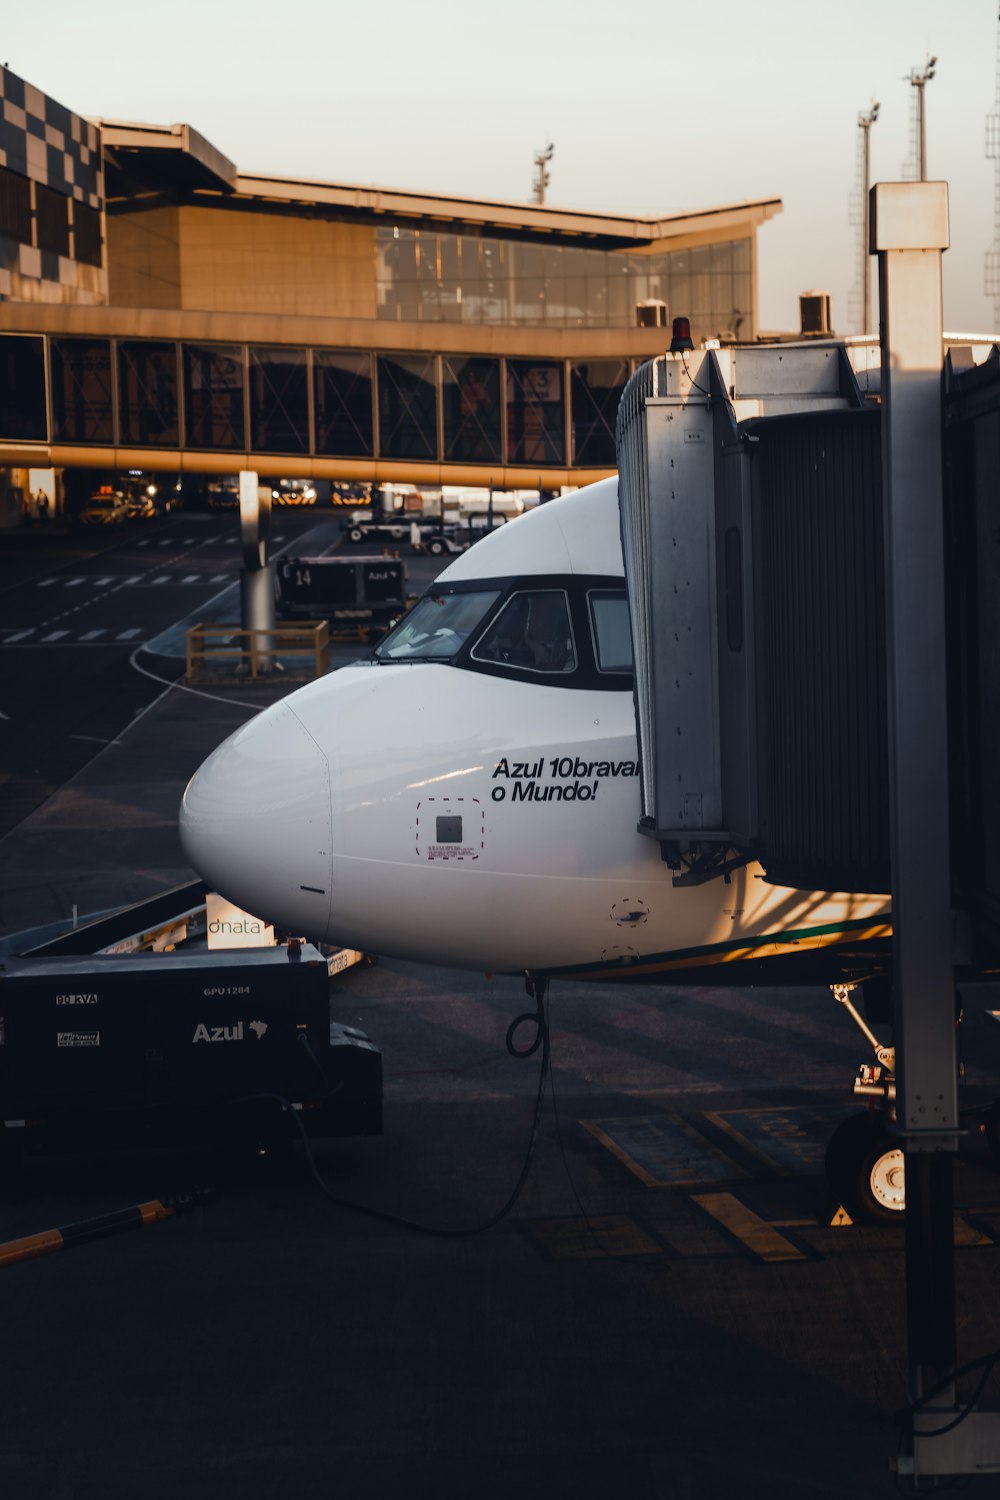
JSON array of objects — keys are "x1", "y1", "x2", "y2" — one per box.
[{"x1": 179, "y1": 700, "x2": 333, "y2": 939}]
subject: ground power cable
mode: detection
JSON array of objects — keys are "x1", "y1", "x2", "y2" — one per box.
[
  {"x1": 271, "y1": 978, "x2": 552, "y2": 1239},
  {"x1": 895, "y1": 1349, "x2": 1000, "y2": 1440}
]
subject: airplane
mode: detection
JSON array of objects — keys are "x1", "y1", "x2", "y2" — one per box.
[
  {"x1": 178, "y1": 472, "x2": 912, "y2": 1220},
  {"x1": 179, "y1": 474, "x2": 891, "y2": 985}
]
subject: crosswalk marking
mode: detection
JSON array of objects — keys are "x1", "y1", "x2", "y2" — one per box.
[
  {"x1": 211, "y1": 574, "x2": 229, "y2": 583},
  {"x1": 41, "y1": 630, "x2": 69, "y2": 642},
  {"x1": 4, "y1": 629, "x2": 34, "y2": 642},
  {"x1": 158, "y1": 539, "x2": 172, "y2": 547},
  {"x1": 181, "y1": 574, "x2": 199, "y2": 583},
  {"x1": 136, "y1": 539, "x2": 151, "y2": 547},
  {"x1": 92, "y1": 577, "x2": 113, "y2": 586},
  {"x1": 80, "y1": 629, "x2": 105, "y2": 641},
  {"x1": 123, "y1": 576, "x2": 142, "y2": 585},
  {"x1": 36, "y1": 579, "x2": 57, "y2": 588},
  {"x1": 65, "y1": 578, "x2": 85, "y2": 587},
  {"x1": 117, "y1": 628, "x2": 141, "y2": 640},
  {"x1": 183, "y1": 537, "x2": 198, "y2": 544},
  {"x1": 152, "y1": 576, "x2": 171, "y2": 585}
]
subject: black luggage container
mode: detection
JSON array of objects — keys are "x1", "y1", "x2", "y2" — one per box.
[
  {"x1": 0, "y1": 946, "x2": 381, "y2": 1157},
  {"x1": 276, "y1": 554, "x2": 407, "y2": 627}
]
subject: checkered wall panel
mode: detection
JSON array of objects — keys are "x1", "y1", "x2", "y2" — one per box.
[{"x1": 0, "y1": 66, "x2": 102, "y2": 209}]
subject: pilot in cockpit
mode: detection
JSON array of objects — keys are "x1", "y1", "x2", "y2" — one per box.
[
  {"x1": 476, "y1": 590, "x2": 575, "y2": 672},
  {"x1": 525, "y1": 592, "x2": 574, "y2": 672}
]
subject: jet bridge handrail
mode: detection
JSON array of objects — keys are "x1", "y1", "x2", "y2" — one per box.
[{"x1": 615, "y1": 358, "x2": 657, "y2": 826}]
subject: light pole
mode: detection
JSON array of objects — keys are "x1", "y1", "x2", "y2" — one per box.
[
  {"x1": 532, "y1": 142, "x2": 554, "y2": 206},
  {"x1": 905, "y1": 56, "x2": 937, "y2": 181},
  {"x1": 859, "y1": 102, "x2": 880, "y2": 333}
]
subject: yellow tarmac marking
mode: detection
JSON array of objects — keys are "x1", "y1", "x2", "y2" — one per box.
[{"x1": 691, "y1": 1192, "x2": 810, "y2": 1262}]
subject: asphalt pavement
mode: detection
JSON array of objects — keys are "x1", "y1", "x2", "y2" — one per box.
[{"x1": 2, "y1": 513, "x2": 1000, "y2": 1498}]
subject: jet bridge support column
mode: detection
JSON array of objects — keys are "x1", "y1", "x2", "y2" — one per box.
[
  {"x1": 238, "y1": 469, "x2": 274, "y2": 675},
  {"x1": 874, "y1": 182, "x2": 1000, "y2": 1478}
]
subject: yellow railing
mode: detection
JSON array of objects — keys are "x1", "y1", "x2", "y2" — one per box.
[{"x1": 185, "y1": 621, "x2": 330, "y2": 682}]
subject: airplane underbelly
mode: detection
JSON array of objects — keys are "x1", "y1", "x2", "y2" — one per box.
[{"x1": 325, "y1": 852, "x2": 890, "y2": 973}]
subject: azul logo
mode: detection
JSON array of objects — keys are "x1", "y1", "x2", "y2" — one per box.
[{"x1": 191, "y1": 1020, "x2": 269, "y2": 1044}]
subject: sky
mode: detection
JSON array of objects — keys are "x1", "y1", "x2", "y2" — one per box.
[{"x1": 5, "y1": 0, "x2": 999, "y2": 334}]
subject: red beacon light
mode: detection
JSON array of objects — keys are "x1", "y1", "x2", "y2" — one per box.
[{"x1": 669, "y1": 316, "x2": 694, "y2": 353}]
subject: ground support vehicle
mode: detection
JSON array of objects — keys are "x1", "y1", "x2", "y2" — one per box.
[
  {"x1": 276, "y1": 554, "x2": 411, "y2": 640},
  {"x1": 0, "y1": 945, "x2": 380, "y2": 1174},
  {"x1": 81, "y1": 488, "x2": 128, "y2": 526},
  {"x1": 343, "y1": 515, "x2": 411, "y2": 546}
]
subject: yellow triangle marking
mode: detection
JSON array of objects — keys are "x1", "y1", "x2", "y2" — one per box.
[{"x1": 829, "y1": 1205, "x2": 854, "y2": 1227}]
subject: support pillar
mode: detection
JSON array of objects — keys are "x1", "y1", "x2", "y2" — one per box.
[
  {"x1": 873, "y1": 180, "x2": 1000, "y2": 1480},
  {"x1": 238, "y1": 470, "x2": 274, "y2": 674}
]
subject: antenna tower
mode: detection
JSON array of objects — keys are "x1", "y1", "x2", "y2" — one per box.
[
  {"x1": 848, "y1": 101, "x2": 879, "y2": 333},
  {"x1": 986, "y1": 8, "x2": 1000, "y2": 327},
  {"x1": 532, "y1": 142, "x2": 554, "y2": 206}
]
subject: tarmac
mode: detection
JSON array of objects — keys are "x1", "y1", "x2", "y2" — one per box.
[{"x1": 2, "y1": 579, "x2": 1000, "y2": 1497}]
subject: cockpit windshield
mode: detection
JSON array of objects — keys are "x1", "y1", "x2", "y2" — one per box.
[{"x1": 374, "y1": 590, "x2": 501, "y2": 662}]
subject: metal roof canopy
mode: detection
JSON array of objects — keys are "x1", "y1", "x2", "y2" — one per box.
[{"x1": 98, "y1": 118, "x2": 781, "y2": 249}]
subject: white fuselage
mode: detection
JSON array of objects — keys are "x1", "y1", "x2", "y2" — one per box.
[{"x1": 179, "y1": 479, "x2": 890, "y2": 975}]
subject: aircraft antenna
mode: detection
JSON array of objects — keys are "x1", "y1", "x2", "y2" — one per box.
[
  {"x1": 986, "y1": 7, "x2": 1000, "y2": 328},
  {"x1": 902, "y1": 54, "x2": 937, "y2": 181},
  {"x1": 848, "y1": 100, "x2": 880, "y2": 334},
  {"x1": 532, "y1": 142, "x2": 554, "y2": 205}
]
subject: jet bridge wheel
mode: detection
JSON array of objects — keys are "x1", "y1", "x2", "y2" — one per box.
[{"x1": 825, "y1": 1111, "x2": 906, "y2": 1224}]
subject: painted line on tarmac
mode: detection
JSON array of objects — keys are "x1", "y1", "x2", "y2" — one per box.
[{"x1": 690, "y1": 1192, "x2": 813, "y2": 1263}]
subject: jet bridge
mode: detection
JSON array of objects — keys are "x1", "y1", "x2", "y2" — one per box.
[
  {"x1": 616, "y1": 181, "x2": 1000, "y2": 1482},
  {"x1": 615, "y1": 337, "x2": 883, "y2": 889}
]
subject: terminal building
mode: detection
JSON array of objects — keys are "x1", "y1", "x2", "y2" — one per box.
[{"x1": 0, "y1": 65, "x2": 782, "y2": 524}]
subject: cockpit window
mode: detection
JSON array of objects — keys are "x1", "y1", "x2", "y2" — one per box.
[
  {"x1": 471, "y1": 590, "x2": 576, "y2": 674},
  {"x1": 374, "y1": 590, "x2": 500, "y2": 661},
  {"x1": 589, "y1": 591, "x2": 633, "y2": 672}
]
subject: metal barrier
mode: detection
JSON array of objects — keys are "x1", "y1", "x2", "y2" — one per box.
[{"x1": 185, "y1": 621, "x2": 330, "y2": 682}]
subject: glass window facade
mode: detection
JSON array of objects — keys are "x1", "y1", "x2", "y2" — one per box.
[
  {"x1": 571, "y1": 360, "x2": 629, "y2": 467},
  {"x1": 441, "y1": 356, "x2": 501, "y2": 464},
  {"x1": 50, "y1": 338, "x2": 114, "y2": 444},
  {"x1": 0, "y1": 165, "x2": 31, "y2": 244},
  {"x1": 376, "y1": 228, "x2": 753, "y2": 339},
  {"x1": 5, "y1": 334, "x2": 631, "y2": 469},
  {"x1": 118, "y1": 341, "x2": 179, "y2": 446},
  {"x1": 249, "y1": 346, "x2": 309, "y2": 454},
  {"x1": 314, "y1": 350, "x2": 373, "y2": 457},
  {"x1": 35, "y1": 183, "x2": 69, "y2": 258},
  {"x1": 0, "y1": 335, "x2": 46, "y2": 440},
  {"x1": 184, "y1": 343, "x2": 245, "y2": 450},
  {"x1": 506, "y1": 361, "x2": 564, "y2": 466},
  {"x1": 73, "y1": 201, "x2": 102, "y2": 267},
  {"x1": 377, "y1": 353, "x2": 438, "y2": 461}
]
